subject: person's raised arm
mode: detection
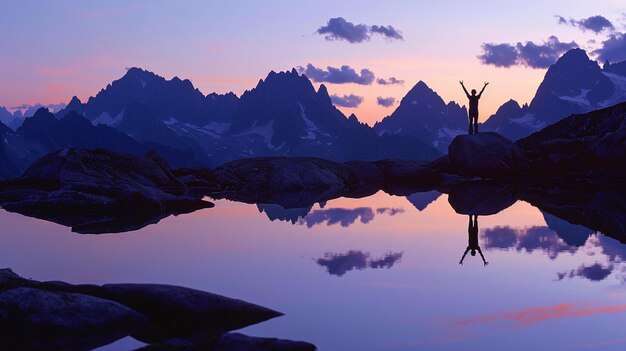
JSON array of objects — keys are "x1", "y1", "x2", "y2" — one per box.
[
  {"x1": 459, "y1": 247, "x2": 470, "y2": 265},
  {"x1": 478, "y1": 248, "x2": 488, "y2": 266},
  {"x1": 460, "y1": 80, "x2": 470, "y2": 98},
  {"x1": 478, "y1": 82, "x2": 489, "y2": 98}
]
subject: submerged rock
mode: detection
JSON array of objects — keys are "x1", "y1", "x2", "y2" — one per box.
[{"x1": 448, "y1": 132, "x2": 529, "y2": 177}]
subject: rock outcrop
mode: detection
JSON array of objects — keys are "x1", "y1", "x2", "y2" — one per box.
[
  {"x1": 448, "y1": 132, "x2": 529, "y2": 177},
  {"x1": 0, "y1": 148, "x2": 213, "y2": 233},
  {"x1": 517, "y1": 101, "x2": 626, "y2": 183},
  {"x1": 0, "y1": 269, "x2": 314, "y2": 351}
]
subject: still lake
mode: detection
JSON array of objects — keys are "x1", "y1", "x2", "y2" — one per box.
[{"x1": 1, "y1": 190, "x2": 625, "y2": 351}]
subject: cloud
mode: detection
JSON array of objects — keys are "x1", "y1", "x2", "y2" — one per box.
[
  {"x1": 330, "y1": 94, "x2": 363, "y2": 108},
  {"x1": 557, "y1": 15, "x2": 615, "y2": 33},
  {"x1": 592, "y1": 32, "x2": 626, "y2": 63},
  {"x1": 377, "y1": 77, "x2": 404, "y2": 85},
  {"x1": 516, "y1": 36, "x2": 578, "y2": 68},
  {"x1": 316, "y1": 17, "x2": 403, "y2": 43},
  {"x1": 298, "y1": 207, "x2": 375, "y2": 228},
  {"x1": 316, "y1": 250, "x2": 403, "y2": 276},
  {"x1": 557, "y1": 263, "x2": 613, "y2": 282},
  {"x1": 478, "y1": 43, "x2": 519, "y2": 67},
  {"x1": 297, "y1": 64, "x2": 375, "y2": 85},
  {"x1": 369, "y1": 25, "x2": 404, "y2": 40},
  {"x1": 555, "y1": 15, "x2": 568, "y2": 25},
  {"x1": 375, "y1": 207, "x2": 404, "y2": 215},
  {"x1": 481, "y1": 225, "x2": 577, "y2": 259},
  {"x1": 454, "y1": 302, "x2": 626, "y2": 329},
  {"x1": 478, "y1": 36, "x2": 578, "y2": 68},
  {"x1": 376, "y1": 96, "x2": 396, "y2": 107}
]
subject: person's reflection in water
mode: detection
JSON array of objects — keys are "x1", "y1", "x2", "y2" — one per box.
[{"x1": 459, "y1": 215, "x2": 489, "y2": 266}]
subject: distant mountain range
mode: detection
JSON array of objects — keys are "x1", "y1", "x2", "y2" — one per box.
[{"x1": 1, "y1": 48, "x2": 624, "y2": 179}]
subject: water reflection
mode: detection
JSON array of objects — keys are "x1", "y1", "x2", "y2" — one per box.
[
  {"x1": 481, "y1": 226, "x2": 577, "y2": 259},
  {"x1": 257, "y1": 204, "x2": 406, "y2": 228},
  {"x1": 405, "y1": 190, "x2": 440, "y2": 211},
  {"x1": 460, "y1": 215, "x2": 488, "y2": 266},
  {"x1": 557, "y1": 263, "x2": 614, "y2": 282},
  {"x1": 315, "y1": 251, "x2": 403, "y2": 276},
  {"x1": 257, "y1": 204, "x2": 313, "y2": 224}
]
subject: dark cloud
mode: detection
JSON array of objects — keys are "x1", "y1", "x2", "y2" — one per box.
[
  {"x1": 516, "y1": 36, "x2": 578, "y2": 68},
  {"x1": 558, "y1": 15, "x2": 615, "y2": 33},
  {"x1": 316, "y1": 250, "x2": 403, "y2": 276},
  {"x1": 316, "y1": 17, "x2": 403, "y2": 43},
  {"x1": 592, "y1": 32, "x2": 626, "y2": 63},
  {"x1": 478, "y1": 43, "x2": 519, "y2": 67},
  {"x1": 557, "y1": 263, "x2": 613, "y2": 282},
  {"x1": 478, "y1": 36, "x2": 578, "y2": 69},
  {"x1": 377, "y1": 77, "x2": 404, "y2": 85},
  {"x1": 370, "y1": 25, "x2": 403, "y2": 40},
  {"x1": 330, "y1": 94, "x2": 363, "y2": 108},
  {"x1": 376, "y1": 96, "x2": 396, "y2": 107},
  {"x1": 297, "y1": 64, "x2": 375, "y2": 85},
  {"x1": 375, "y1": 207, "x2": 404, "y2": 216}
]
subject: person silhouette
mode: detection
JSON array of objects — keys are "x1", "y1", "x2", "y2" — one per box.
[
  {"x1": 459, "y1": 81, "x2": 488, "y2": 134},
  {"x1": 459, "y1": 215, "x2": 488, "y2": 266}
]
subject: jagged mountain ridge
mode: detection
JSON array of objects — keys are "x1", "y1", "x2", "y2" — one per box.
[
  {"x1": 0, "y1": 108, "x2": 204, "y2": 179},
  {"x1": 55, "y1": 67, "x2": 440, "y2": 165}
]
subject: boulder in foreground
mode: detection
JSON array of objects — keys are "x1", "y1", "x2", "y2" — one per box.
[{"x1": 448, "y1": 132, "x2": 529, "y2": 177}]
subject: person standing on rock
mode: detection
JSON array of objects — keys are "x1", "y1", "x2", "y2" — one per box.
[
  {"x1": 460, "y1": 81, "x2": 488, "y2": 134},
  {"x1": 459, "y1": 215, "x2": 488, "y2": 266}
]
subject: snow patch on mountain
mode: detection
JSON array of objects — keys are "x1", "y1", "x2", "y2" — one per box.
[
  {"x1": 601, "y1": 73, "x2": 626, "y2": 107},
  {"x1": 558, "y1": 89, "x2": 591, "y2": 108},
  {"x1": 510, "y1": 113, "x2": 546, "y2": 129},
  {"x1": 92, "y1": 110, "x2": 124, "y2": 126}
]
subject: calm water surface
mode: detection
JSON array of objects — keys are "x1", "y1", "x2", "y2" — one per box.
[{"x1": 1, "y1": 191, "x2": 625, "y2": 351}]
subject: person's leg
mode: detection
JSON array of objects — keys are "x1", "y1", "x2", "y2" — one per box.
[
  {"x1": 468, "y1": 116, "x2": 473, "y2": 134},
  {"x1": 473, "y1": 116, "x2": 478, "y2": 134}
]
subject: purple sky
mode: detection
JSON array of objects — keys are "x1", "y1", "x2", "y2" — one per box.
[{"x1": 1, "y1": 1, "x2": 624, "y2": 124}]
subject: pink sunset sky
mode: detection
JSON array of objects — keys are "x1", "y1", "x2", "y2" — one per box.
[{"x1": 1, "y1": 0, "x2": 625, "y2": 125}]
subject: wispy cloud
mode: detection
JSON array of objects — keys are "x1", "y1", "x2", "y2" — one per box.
[
  {"x1": 377, "y1": 76, "x2": 404, "y2": 85},
  {"x1": 316, "y1": 17, "x2": 403, "y2": 43},
  {"x1": 454, "y1": 302, "x2": 626, "y2": 329}
]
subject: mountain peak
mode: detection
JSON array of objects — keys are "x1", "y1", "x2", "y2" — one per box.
[
  {"x1": 68, "y1": 96, "x2": 82, "y2": 105},
  {"x1": 557, "y1": 48, "x2": 589, "y2": 64}
]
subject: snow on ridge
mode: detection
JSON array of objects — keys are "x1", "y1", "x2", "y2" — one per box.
[
  {"x1": 558, "y1": 89, "x2": 591, "y2": 107},
  {"x1": 299, "y1": 102, "x2": 321, "y2": 140},
  {"x1": 600, "y1": 72, "x2": 626, "y2": 107},
  {"x1": 511, "y1": 113, "x2": 545, "y2": 129},
  {"x1": 92, "y1": 110, "x2": 124, "y2": 127}
]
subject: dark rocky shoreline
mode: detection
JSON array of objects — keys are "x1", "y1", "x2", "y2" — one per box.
[{"x1": 0, "y1": 268, "x2": 316, "y2": 351}]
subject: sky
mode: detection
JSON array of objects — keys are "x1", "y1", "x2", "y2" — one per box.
[{"x1": 1, "y1": 0, "x2": 625, "y2": 125}]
